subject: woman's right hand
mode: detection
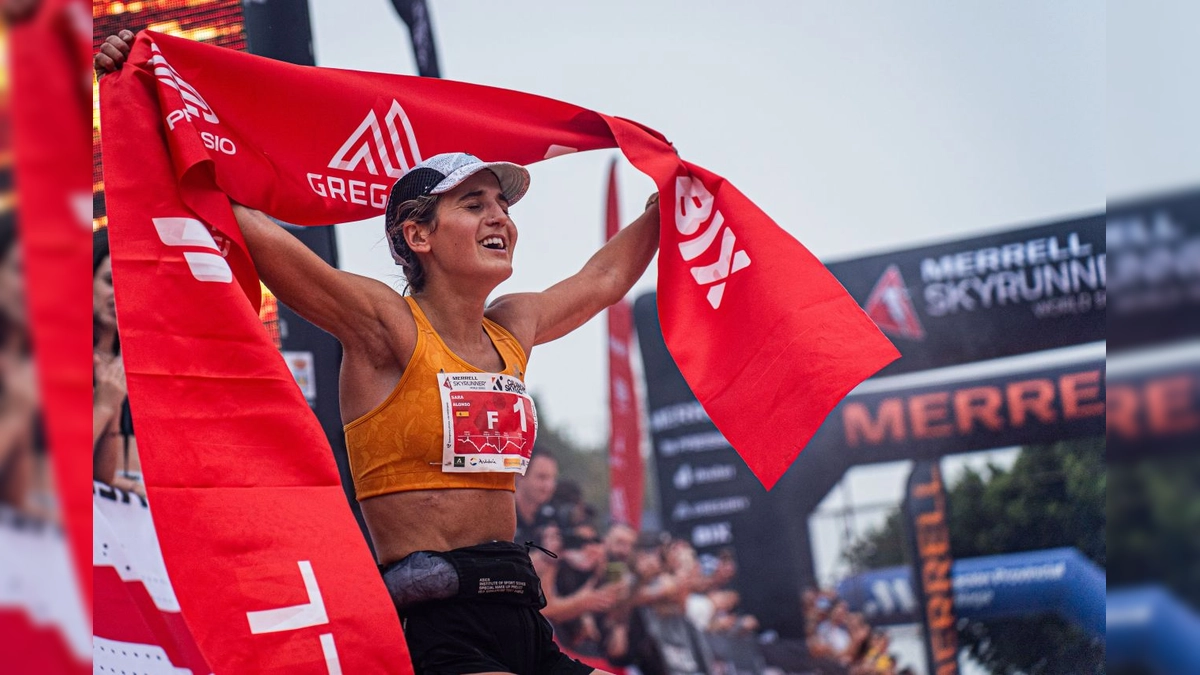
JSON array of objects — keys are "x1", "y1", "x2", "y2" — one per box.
[
  {"x1": 93, "y1": 353, "x2": 128, "y2": 413},
  {"x1": 93, "y1": 30, "x2": 135, "y2": 77}
]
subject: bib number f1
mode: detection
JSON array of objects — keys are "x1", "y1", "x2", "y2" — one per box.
[{"x1": 438, "y1": 372, "x2": 538, "y2": 474}]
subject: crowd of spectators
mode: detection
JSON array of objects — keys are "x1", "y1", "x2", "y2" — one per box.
[
  {"x1": 516, "y1": 451, "x2": 913, "y2": 675},
  {"x1": 517, "y1": 451, "x2": 756, "y2": 674},
  {"x1": 799, "y1": 589, "x2": 909, "y2": 675}
]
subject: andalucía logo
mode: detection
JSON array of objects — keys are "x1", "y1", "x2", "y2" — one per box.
[{"x1": 864, "y1": 265, "x2": 925, "y2": 340}]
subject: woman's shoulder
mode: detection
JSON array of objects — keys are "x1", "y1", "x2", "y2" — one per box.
[
  {"x1": 484, "y1": 294, "x2": 536, "y2": 359},
  {"x1": 343, "y1": 286, "x2": 419, "y2": 368}
]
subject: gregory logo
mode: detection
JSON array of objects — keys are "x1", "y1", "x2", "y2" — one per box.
[
  {"x1": 864, "y1": 265, "x2": 925, "y2": 340},
  {"x1": 308, "y1": 100, "x2": 423, "y2": 209},
  {"x1": 329, "y1": 100, "x2": 422, "y2": 177},
  {"x1": 150, "y1": 43, "x2": 218, "y2": 129}
]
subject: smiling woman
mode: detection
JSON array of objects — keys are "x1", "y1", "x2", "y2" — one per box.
[
  {"x1": 384, "y1": 153, "x2": 527, "y2": 295},
  {"x1": 237, "y1": 150, "x2": 659, "y2": 675}
]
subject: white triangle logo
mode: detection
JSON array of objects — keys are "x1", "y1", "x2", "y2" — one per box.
[{"x1": 328, "y1": 100, "x2": 423, "y2": 179}]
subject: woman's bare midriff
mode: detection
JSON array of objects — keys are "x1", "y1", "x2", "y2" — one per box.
[{"x1": 361, "y1": 487, "x2": 518, "y2": 566}]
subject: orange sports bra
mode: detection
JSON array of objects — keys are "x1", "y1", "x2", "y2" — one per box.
[{"x1": 344, "y1": 296, "x2": 530, "y2": 499}]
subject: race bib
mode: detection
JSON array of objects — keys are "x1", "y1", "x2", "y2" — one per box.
[{"x1": 438, "y1": 372, "x2": 538, "y2": 474}]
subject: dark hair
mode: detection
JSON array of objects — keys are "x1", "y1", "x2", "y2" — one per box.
[
  {"x1": 530, "y1": 448, "x2": 557, "y2": 465},
  {"x1": 93, "y1": 227, "x2": 111, "y2": 274},
  {"x1": 384, "y1": 194, "x2": 439, "y2": 293},
  {"x1": 552, "y1": 479, "x2": 582, "y2": 506},
  {"x1": 93, "y1": 227, "x2": 120, "y2": 355},
  {"x1": 0, "y1": 211, "x2": 16, "y2": 260}
]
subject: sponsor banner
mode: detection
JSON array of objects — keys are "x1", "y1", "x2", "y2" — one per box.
[
  {"x1": 605, "y1": 161, "x2": 645, "y2": 528},
  {"x1": 387, "y1": 0, "x2": 442, "y2": 78},
  {"x1": 636, "y1": 291, "x2": 1107, "y2": 626},
  {"x1": 838, "y1": 547, "x2": 1105, "y2": 637},
  {"x1": 635, "y1": 293, "x2": 804, "y2": 636},
  {"x1": 1107, "y1": 354, "x2": 1200, "y2": 461},
  {"x1": 634, "y1": 293, "x2": 761, "y2": 542},
  {"x1": 101, "y1": 38, "x2": 412, "y2": 672},
  {"x1": 1107, "y1": 587, "x2": 1200, "y2": 674},
  {"x1": 93, "y1": 482, "x2": 212, "y2": 674},
  {"x1": 903, "y1": 462, "x2": 959, "y2": 675},
  {"x1": 671, "y1": 462, "x2": 739, "y2": 492},
  {"x1": 827, "y1": 214, "x2": 1105, "y2": 375},
  {"x1": 829, "y1": 360, "x2": 1106, "y2": 464},
  {"x1": 1107, "y1": 191, "x2": 1200, "y2": 351}
]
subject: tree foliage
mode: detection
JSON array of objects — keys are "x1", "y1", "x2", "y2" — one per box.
[
  {"x1": 844, "y1": 437, "x2": 1105, "y2": 674},
  {"x1": 1107, "y1": 453, "x2": 1200, "y2": 609}
]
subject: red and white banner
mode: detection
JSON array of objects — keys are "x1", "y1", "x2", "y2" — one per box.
[
  {"x1": 9, "y1": 0, "x2": 94, "y2": 617},
  {"x1": 605, "y1": 160, "x2": 644, "y2": 528},
  {"x1": 99, "y1": 31, "x2": 897, "y2": 672},
  {"x1": 93, "y1": 482, "x2": 211, "y2": 674},
  {"x1": 0, "y1": 507, "x2": 89, "y2": 674},
  {"x1": 101, "y1": 35, "x2": 410, "y2": 674}
]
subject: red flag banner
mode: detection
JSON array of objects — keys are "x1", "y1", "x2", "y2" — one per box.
[
  {"x1": 9, "y1": 0, "x2": 94, "y2": 617},
  {"x1": 605, "y1": 160, "x2": 645, "y2": 527},
  {"x1": 99, "y1": 30, "x2": 896, "y2": 671}
]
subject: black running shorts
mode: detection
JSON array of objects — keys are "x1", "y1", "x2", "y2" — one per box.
[
  {"x1": 401, "y1": 598, "x2": 593, "y2": 675},
  {"x1": 384, "y1": 541, "x2": 594, "y2": 675}
]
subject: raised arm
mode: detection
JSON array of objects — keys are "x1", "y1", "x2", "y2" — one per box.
[
  {"x1": 487, "y1": 194, "x2": 659, "y2": 350},
  {"x1": 232, "y1": 205, "x2": 398, "y2": 354}
]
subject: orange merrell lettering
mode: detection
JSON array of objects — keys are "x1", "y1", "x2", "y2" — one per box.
[
  {"x1": 910, "y1": 392, "x2": 953, "y2": 439},
  {"x1": 922, "y1": 557, "x2": 952, "y2": 594},
  {"x1": 1061, "y1": 370, "x2": 1105, "y2": 420},
  {"x1": 1007, "y1": 379, "x2": 1057, "y2": 426},
  {"x1": 912, "y1": 472, "x2": 944, "y2": 500},
  {"x1": 844, "y1": 399, "x2": 905, "y2": 446},
  {"x1": 1146, "y1": 375, "x2": 1200, "y2": 436},
  {"x1": 917, "y1": 518, "x2": 950, "y2": 556},
  {"x1": 1106, "y1": 384, "x2": 1138, "y2": 439},
  {"x1": 929, "y1": 595, "x2": 957, "y2": 631},
  {"x1": 954, "y1": 386, "x2": 1004, "y2": 434}
]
